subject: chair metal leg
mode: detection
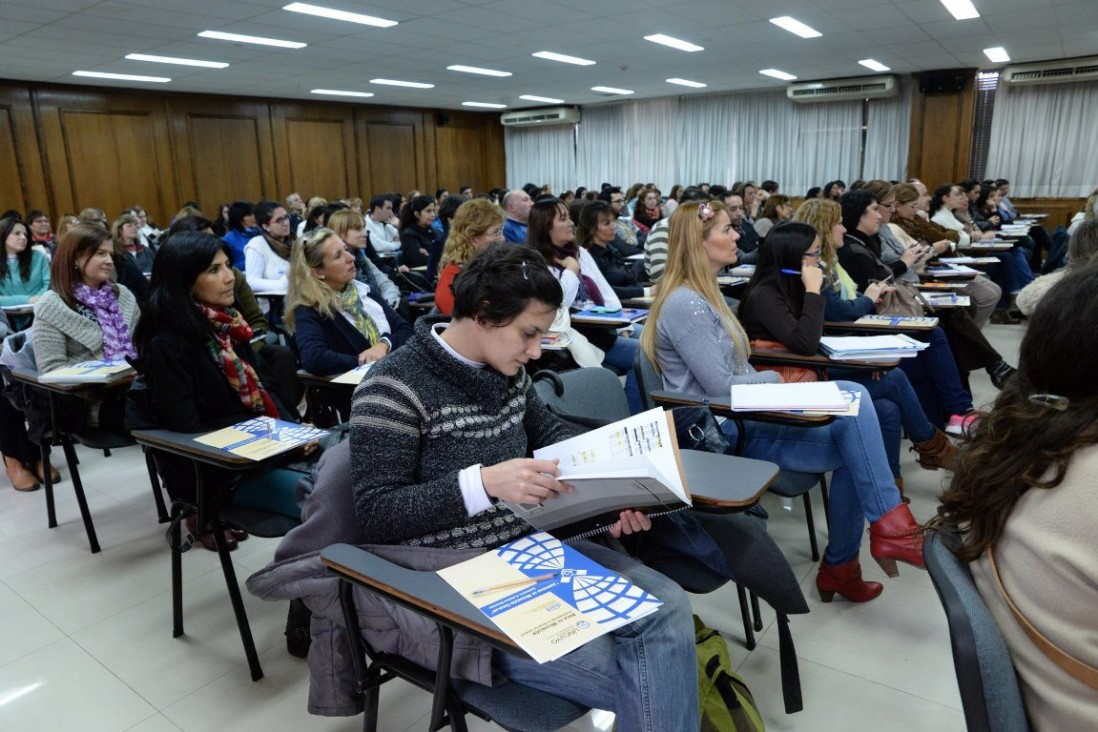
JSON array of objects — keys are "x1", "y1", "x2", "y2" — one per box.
[
  {"x1": 210, "y1": 513, "x2": 263, "y2": 681},
  {"x1": 41, "y1": 440, "x2": 57, "y2": 528},
  {"x1": 61, "y1": 436, "x2": 99, "y2": 554},
  {"x1": 750, "y1": 591, "x2": 763, "y2": 632},
  {"x1": 170, "y1": 501, "x2": 186, "y2": 638},
  {"x1": 819, "y1": 475, "x2": 831, "y2": 532},
  {"x1": 736, "y1": 583, "x2": 756, "y2": 651},
  {"x1": 802, "y1": 492, "x2": 819, "y2": 562},
  {"x1": 145, "y1": 448, "x2": 169, "y2": 523}
]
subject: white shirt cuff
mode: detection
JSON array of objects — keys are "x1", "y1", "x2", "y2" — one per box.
[{"x1": 459, "y1": 464, "x2": 494, "y2": 516}]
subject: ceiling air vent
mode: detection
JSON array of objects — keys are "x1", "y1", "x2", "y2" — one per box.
[
  {"x1": 1002, "y1": 56, "x2": 1098, "y2": 86},
  {"x1": 787, "y1": 75, "x2": 897, "y2": 103},
  {"x1": 500, "y1": 107, "x2": 581, "y2": 127}
]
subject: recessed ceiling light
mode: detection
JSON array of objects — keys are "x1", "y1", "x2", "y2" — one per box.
[
  {"x1": 984, "y1": 46, "x2": 1010, "y2": 63},
  {"x1": 198, "y1": 30, "x2": 306, "y2": 49},
  {"x1": 532, "y1": 51, "x2": 595, "y2": 66},
  {"x1": 283, "y1": 2, "x2": 397, "y2": 27},
  {"x1": 858, "y1": 59, "x2": 891, "y2": 72},
  {"x1": 939, "y1": 0, "x2": 980, "y2": 20},
  {"x1": 769, "y1": 16, "x2": 822, "y2": 39},
  {"x1": 643, "y1": 34, "x2": 704, "y2": 52},
  {"x1": 666, "y1": 78, "x2": 707, "y2": 88},
  {"x1": 447, "y1": 64, "x2": 512, "y2": 77},
  {"x1": 519, "y1": 94, "x2": 564, "y2": 104},
  {"x1": 759, "y1": 68, "x2": 797, "y2": 81},
  {"x1": 462, "y1": 102, "x2": 507, "y2": 109},
  {"x1": 369, "y1": 78, "x2": 434, "y2": 89},
  {"x1": 124, "y1": 53, "x2": 228, "y2": 69},
  {"x1": 591, "y1": 86, "x2": 633, "y2": 95},
  {"x1": 311, "y1": 88, "x2": 374, "y2": 98},
  {"x1": 73, "y1": 70, "x2": 171, "y2": 83}
]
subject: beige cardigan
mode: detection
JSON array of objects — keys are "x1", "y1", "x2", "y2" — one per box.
[
  {"x1": 970, "y1": 444, "x2": 1098, "y2": 730},
  {"x1": 32, "y1": 286, "x2": 139, "y2": 374}
]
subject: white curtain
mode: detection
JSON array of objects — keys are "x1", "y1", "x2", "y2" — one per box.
[
  {"x1": 864, "y1": 77, "x2": 914, "y2": 182},
  {"x1": 505, "y1": 83, "x2": 907, "y2": 194},
  {"x1": 985, "y1": 81, "x2": 1098, "y2": 198},
  {"x1": 504, "y1": 123, "x2": 576, "y2": 194}
]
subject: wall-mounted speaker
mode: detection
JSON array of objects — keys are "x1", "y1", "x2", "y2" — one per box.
[
  {"x1": 438, "y1": 112, "x2": 451, "y2": 125},
  {"x1": 918, "y1": 73, "x2": 967, "y2": 95}
]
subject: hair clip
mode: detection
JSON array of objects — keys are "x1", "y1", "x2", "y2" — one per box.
[
  {"x1": 698, "y1": 202, "x2": 715, "y2": 223},
  {"x1": 1029, "y1": 393, "x2": 1069, "y2": 411},
  {"x1": 521, "y1": 260, "x2": 529, "y2": 281}
]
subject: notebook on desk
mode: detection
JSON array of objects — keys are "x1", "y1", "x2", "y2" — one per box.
[{"x1": 38, "y1": 360, "x2": 135, "y2": 384}]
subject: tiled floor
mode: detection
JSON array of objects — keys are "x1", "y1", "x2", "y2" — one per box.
[{"x1": 0, "y1": 324, "x2": 1023, "y2": 732}]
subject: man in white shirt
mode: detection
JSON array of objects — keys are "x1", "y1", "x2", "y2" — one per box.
[{"x1": 365, "y1": 195, "x2": 401, "y2": 253}]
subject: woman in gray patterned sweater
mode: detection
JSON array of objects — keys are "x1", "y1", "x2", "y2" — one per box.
[{"x1": 350, "y1": 244, "x2": 699, "y2": 731}]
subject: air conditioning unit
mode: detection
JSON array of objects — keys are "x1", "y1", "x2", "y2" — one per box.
[
  {"x1": 1002, "y1": 56, "x2": 1098, "y2": 85},
  {"x1": 787, "y1": 75, "x2": 897, "y2": 103},
  {"x1": 500, "y1": 107, "x2": 581, "y2": 127}
]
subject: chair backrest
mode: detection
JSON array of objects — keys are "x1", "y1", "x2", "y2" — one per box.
[
  {"x1": 923, "y1": 531, "x2": 1030, "y2": 732},
  {"x1": 632, "y1": 348, "x2": 662, "y2": 412},
  {"x1": 531, "y1": 367, "x2": 630, "y2": 422}
]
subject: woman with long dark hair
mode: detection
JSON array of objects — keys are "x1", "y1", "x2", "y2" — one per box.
[
  {"x1": 575, "y1": 201, "x2": 649, "y2": 300},
  {"x1": 397, "y1": 194, "x2": 437, "y2": 269}
]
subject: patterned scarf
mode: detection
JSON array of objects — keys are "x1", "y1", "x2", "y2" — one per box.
[
  {"x1": 196, "y1": 302, "x2": 278, "y2": 417},
  {"x1": 553, "y1": 243, "x2": 604, "y2": 306},
  {"x1": 72, "y1": 283, "x2": 136, "y2": 361},
  {"x1": 335, "y1": 284, "x2": 381, "y2": 345}
]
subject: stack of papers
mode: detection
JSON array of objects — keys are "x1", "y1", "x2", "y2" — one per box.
[
  {"x1": 39, "y1": 360, "x2": 134, "y2": 384},
  {"x1": 939, "y1": 256, "x2": 999, "y2": 265},
  {"x1": 194, "y1": 417, "x2": 327, "y2": 460},
  {"x1": 819, "y1": 334, "x2": 929, "y2": 360},
  {"x1": 854, "y1": 314, "x2": 940, "y2": 327},
  {"x1": 923, "y1": 293, "x2": 971, "y2": 307},
  {"x1": 571, "y1": 306, "x2": 647, "y2": 323},
  {"x1": 331, "y1": 363, "x2": 372, "y2": 385},
  {"x1": 730, "y1": 381, "x2": 851, "y2": 412},
  {"x1": 925, "y1": 265, "x2": 980, "y2": 278}
]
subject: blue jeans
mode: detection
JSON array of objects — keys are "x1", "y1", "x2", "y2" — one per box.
[
  {"x1": 602, "y1": 326, "x2": 643, "y2": 415},
  {"x1": 899, "y1": 326, "x2": 972, "y2": 426},
  {"x1": 496, "y1": 539, "x2": 699, "y2": 732},
  {"x1": 830, "y1": 368, "x2": 936, "y2": 479},
  {"x1": 720, "y1": 381, "x2": 901, "y2": 566}
]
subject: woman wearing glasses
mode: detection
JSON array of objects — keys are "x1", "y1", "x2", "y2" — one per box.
[
  {"x1": 738, "y1": 222, "x2": 957, "y2": 497},
  {"x1": 243, "y1": 201, "x2": 293, "y2": 296},
  {"x1": 284, "y1": 228, "x2": 411, "y2": 377},
  {"x1": 642, "y1": 201, "x2": 926, "y2": 604},
  {"x1": 434, "y1": 198, "x2": 505, "y2": 316}
]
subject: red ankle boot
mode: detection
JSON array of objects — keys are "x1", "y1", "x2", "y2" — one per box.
[
  {"x1": 869, "y1": 504, "x2": 925, "y2": 577},
  {"x1": 816, "y1": 558, "x2": 883, "y2": 603}
]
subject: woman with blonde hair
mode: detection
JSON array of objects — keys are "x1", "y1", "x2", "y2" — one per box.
[
  {"x1": 111, "y1": 212, "x2": 153, "y2": 273},
  {"x1": 326, "y1": 209, "x2": 401, "y2": 309},
  {"x1": 285, "y1": 228, "x2": 412, "y2": 377},
  {"x1": 434, "y1": 198, "x2": 504, "y2": 315},
  {"x1": 641, "y1": 200, "x2": 925, "y2": 603}
]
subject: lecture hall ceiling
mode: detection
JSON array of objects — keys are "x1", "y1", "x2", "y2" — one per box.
[{"x1": 0, "y1": 0, "x2": 1092, "y2": 110}]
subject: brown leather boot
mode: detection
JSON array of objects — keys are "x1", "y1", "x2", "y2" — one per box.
[
  {"x1": 31, "y1": 459, "x2": 61, "y2": 483},
  {"x1": 912, "y1": 429, "x2": 959, "y2": 471},
  {"x1": 4, "y1": 455, "x2": 39, "y2": 492},
  {"x1": 816, "y1": 558, "x2": 883, "y2": 603},
  {"x1": 895, "y1": 477, "x2": 909, "y2": 504},
  {"x1": 869, "y1": 504, "x2": 926, "y2": 577}
]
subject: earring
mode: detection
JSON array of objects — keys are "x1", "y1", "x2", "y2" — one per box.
[{"x1": 318, "y1": 275, "x2": 326, "y2": 279}]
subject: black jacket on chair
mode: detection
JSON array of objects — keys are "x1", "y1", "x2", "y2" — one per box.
[{"x1": 293, "y1": 293, "x2": 413, "y2": 376}]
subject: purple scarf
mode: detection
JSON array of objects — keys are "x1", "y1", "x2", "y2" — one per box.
[
  {"x1": 72, "y1": 283, "x2": 136, "y2": 361},
  {"x1": 553, "y1": 243, "x2": 604, "y2": 307}
]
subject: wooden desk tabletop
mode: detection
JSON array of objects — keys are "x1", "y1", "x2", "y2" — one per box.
[
  {"x1": 130, "y1": 428, "x2": 260, "y2": 469},
  {"x1": 650, "y1": 390, "x2": 833, "y2": 424},
  {"x1": 824, "y1": 319, "x2": 937, "y2": 333},
  {"x1": 10, "y1": 367, "x2": 136, "y2": 394}
]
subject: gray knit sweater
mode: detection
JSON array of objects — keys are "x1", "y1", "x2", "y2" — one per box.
[{"x1": 350, "y1": 316, "x2": 574, "y2": 549}]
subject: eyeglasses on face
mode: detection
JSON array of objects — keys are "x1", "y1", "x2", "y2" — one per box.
[{"x1": 803, "y1": 250, "x2": 822, "y2": 259}]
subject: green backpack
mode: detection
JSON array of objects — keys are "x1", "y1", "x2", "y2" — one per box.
[{"x1": 695, "y1": 615, "x2": 765, "y2": 732}]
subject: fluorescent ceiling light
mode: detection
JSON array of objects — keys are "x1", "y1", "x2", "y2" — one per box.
[
  {"x1": 666, "y1": 77, "x2": 707, "y2": 88},
  {"x1": 198, "y1": 30, "x2": 306, "y2": 49},
  {"x1": 369, "y1": 78, "x2": 434, "y2": 89},
  {"x1": 520, "y1": 94, "x2": 564, "y2": 104},
  {"x1": 532, "y1": 51, "x2": 595, "y2": 66},
  {"x1": 643, "y1": 34, "x2": 704, "y2": 52},
  {"x1": 447, "y1": 64, "x2": 512, "y2": 77},
  {"x1": 759, "y1": 69, "x2": 797, "y2": 81},
  {"x1": 591, "y1": 86, "x2": 633, "y2": 95},
  {"x1": 311, "y1": 88, "x2": 374, "y2": 97},
  {"x1": 283, "y1": 3, "x2": 396, "y2": 28},
  {"x1": 939, "y1": 0, "x2": 980, "y2": 20},
  {"x1": 462, "y1": 102, "x2": 507, "y2": 109},
  {"x1": 858, "y1": 59, "x2": 891, "y2": 72},
  {"x1": 73, "y1": 70, "x2": 170, "y2": 82},
  {"x1": 124, "y1": 53, "x2": 228, "y2": 69},
  {"x1": 984, "y1": 46, "x2": 1010, "y2": 63},
  {"x1": 769, "y1": 16, "x2": 822, "y2": 39}
]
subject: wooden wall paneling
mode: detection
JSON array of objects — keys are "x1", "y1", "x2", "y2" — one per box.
[
  {"x1": 34, "y1": 88, "x2": 178, "y2": 224},
  {"x1": 433, "y1": 124, "x2": 484, "y2": 193},
  {"x1": 1012, "y1": 197, "x2": 1087, "y2": 229},
  {"x1": 482, "y1": 119, "x2": 506, "y2": 190},
  {"x1": 354, "y1": 108, "x2": 425, "y2": 198},
  {"x1": 269, "y1": 103, "x2": 357, "y2": 200},
  {"x1": 907, "y1": 70, "x2": 976, "y2": 189},
  {"x1": 166, "y1": 97, "x2": 277, "y2": 216},
  {"x1": 0, "y1": 86, "x2": 48, "y2": 215}
]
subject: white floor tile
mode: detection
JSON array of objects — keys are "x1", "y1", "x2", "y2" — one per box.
[
  {"x1": 0, "y1": 580, "x2": 64, "y2": 666},
  {"x1": 124, "y1": 714, "x2": 184, "y2": 732}
]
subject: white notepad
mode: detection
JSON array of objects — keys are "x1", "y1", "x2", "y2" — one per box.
[{"x1": 730, "y1": 381, "x2": 849, "y2": 412}]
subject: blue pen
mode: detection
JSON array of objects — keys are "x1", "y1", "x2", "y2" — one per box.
[{"x1": 780, "y1": 268, "x2": 801, "y2": 276}]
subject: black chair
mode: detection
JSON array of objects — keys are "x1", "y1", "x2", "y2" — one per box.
[
  {"x1": 924, "y1": 531, "x2": 1030, "y2": 732},
  {"x1": 633, "y1": 349, "x2": 831, "y2": 562}
]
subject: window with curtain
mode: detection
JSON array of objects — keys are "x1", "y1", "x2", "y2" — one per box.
[
  {"x1": 985, "y1": 80, "x2": 1098, "y2": 198},
  {"x1": 504, "y1": 123, "x2": 577, "y2": 194},
  {"x1": 864, "y1": 76, "x2": 914, "y2": 182}
]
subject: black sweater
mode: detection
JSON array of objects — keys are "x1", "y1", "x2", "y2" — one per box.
[
  {"x1": 399, "y1": 225, "x2": 433, "y2": 268},
  {"x1": 739, "y1": 284, "x2": 826, "y2": 356}
]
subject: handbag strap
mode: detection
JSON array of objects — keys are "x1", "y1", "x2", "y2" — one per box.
[{"x1": 987, "y1": 547, "x2": 1098, "y2": 690}]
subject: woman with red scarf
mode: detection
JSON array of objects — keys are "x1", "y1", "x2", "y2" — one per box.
[{"x1": 129, "y1": 232, "x2": 314, "y2": 551}]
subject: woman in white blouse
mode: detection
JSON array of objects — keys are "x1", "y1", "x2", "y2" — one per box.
[{"x1": 244, "y1": 201, "x2": 293, "y2": 296}]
